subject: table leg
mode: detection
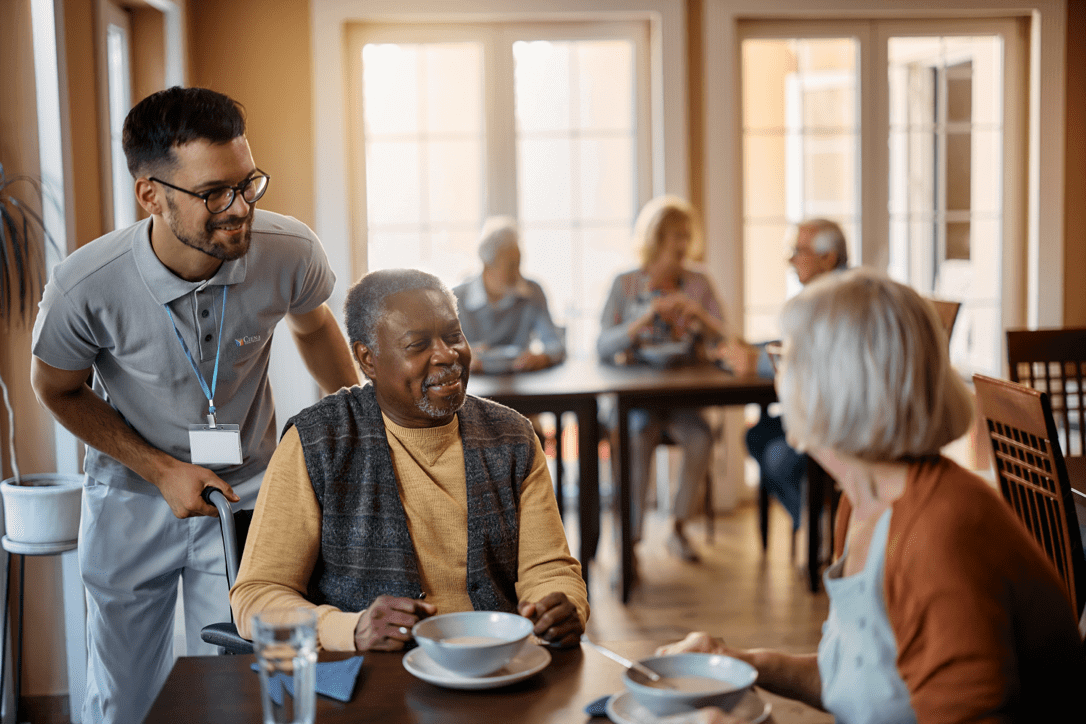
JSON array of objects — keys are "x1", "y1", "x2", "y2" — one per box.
[
  {"x1": 554, "y1": 413, "x2": 565, "y2": 522},
  {"x1": 616, "y1": 397, "x2": 634, "y2": 604},
  {"x1": 806, "y1": 459, "x2": 825, "y2": 593},
  {"x1": 576, "y1": 400, "x2": 600, "y2": 593}
]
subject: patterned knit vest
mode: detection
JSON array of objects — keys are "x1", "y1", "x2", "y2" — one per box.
[{"x1": 285, "y1": 384, "x2": 536, "y2": 614}]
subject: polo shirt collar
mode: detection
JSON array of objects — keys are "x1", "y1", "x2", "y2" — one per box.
[
  {"x1": 461, "y1": 273, "x2": 532, "y2": 312},
  {"x1": 133, "y1": 218, "x2": 248, "y2": 304}
]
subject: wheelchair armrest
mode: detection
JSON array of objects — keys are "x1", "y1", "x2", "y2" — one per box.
[{"x1": 201, "y1": 622, "x2": 254, "y2": 656}]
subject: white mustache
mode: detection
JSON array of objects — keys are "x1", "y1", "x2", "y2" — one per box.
[{"x1": 424, "y1": 366, "x2": 464, "y2": 389}]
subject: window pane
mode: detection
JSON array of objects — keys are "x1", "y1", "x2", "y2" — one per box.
[
  {"x1": 741, "y1": 36, "x2": 859, "y2": 339},
  {"x1": 513, "y1": 41, "x2": 572, "y2": 133},
  {"x1": 887, "y1": 34, "x2": 1003, "y2": 375},
  {"x1": 364, "y1": 141, "x2": 420, "y2": 225},
  {"x1": 514, "y1": 37, "x2": 639, "y2": 359},
  {"x1": 577, "y1": 41, "x2": 634, "y2": 131},
  {"x1": 517, "y1": 138, "x2": 573, "y2": 222},
  {"x1": 362, "y1": 44, "x2": 420, "y2": 136},
  {"x1": 361, "y1": 41, "x2": 485, "y2": 275}
]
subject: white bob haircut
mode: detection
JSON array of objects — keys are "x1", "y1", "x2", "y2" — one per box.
[
  {"x1": 478, "y1": 216, "x2": 520, "y2": 265},
  {"x1": 776, "y1": 267, "x2": 973, "y2": 462}
]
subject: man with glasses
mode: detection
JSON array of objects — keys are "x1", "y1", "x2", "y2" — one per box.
[
  {"x1": 30, "y1": 86, "x2": 359, "y2": 724},
  {"x1": 718, "y1": 218, "x2": 847, "y2": 535}
]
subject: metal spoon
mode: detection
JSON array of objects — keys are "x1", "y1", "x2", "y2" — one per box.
[{"x1": 580, "y1": 635, "x2": 673, "y2": 687}]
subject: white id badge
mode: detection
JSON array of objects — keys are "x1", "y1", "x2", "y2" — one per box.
[{"x1": 188, "y1": 424, "x2": 243, "y2": 465}]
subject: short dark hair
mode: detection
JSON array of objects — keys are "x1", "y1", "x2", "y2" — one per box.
[
  {"x1": 344, "y1": 268, "x2": 457, "y2": 356},
  {"x1": 122, "y1": 86, "x2": 247, "y2": 178}
]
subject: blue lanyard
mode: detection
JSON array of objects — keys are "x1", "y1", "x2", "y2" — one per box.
[{"x1": 165, "y1": 285, "x2": 228, "y2": 423}]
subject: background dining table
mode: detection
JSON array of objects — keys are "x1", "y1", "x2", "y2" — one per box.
[{"x1": 143, "y1": 640, "x2": 834, "y2": 723}]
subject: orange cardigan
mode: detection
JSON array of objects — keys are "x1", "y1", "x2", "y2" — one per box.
[{"x1": 832, "y1": 457, "x2": 1085, "y2": 723}]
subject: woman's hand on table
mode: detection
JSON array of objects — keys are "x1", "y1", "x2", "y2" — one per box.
[
  {"x1": 655, "y1": 631, "x2": 730, "y2": 656},
  {"x1": 659, "y1": 708, "x2": 747, "y2": 724},
  {"x1": 518, "y1": 592, "x2": 583, "y2": 647},
  {"x1": 354, "y1": 595, "x2": 437, "y2": 652},
  {"x1": 715, "y1": 341, "x2": 760, "y2": 377}
]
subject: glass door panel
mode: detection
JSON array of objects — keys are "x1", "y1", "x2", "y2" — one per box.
[{"x1": 886, "y1": 35, "x2": 1004, "y2": 374}]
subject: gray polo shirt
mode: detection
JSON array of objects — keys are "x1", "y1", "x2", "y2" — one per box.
[{"x1": 32, "y1": 209, "x2": 335, "y2": 491}]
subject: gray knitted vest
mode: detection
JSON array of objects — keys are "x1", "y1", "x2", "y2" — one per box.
[{"x1": 285, "y1": 384, "x2": 535, "y2": 614}]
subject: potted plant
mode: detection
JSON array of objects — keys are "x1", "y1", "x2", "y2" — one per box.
[{"x1": 0, "y1": 161, "x2": 82, "y2": 549}]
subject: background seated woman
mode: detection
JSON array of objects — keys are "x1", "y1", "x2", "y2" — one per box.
[
  {"x1": 597, "y1": 195, "x2": 727, "y2": 567},
  {"x1": 658, "y1": 268, "x2": 1086, "y2": 723}
]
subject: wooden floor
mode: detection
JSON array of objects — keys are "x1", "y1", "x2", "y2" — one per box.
[{"x1": 579, "y1": 500, "x2": 830, "y2": 655}]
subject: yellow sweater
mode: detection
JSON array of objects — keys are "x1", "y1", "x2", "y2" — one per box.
[{"x1": 231, "y1": 413, "x2": 588, "y2": 651}]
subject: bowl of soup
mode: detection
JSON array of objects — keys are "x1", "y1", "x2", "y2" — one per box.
[
  {"x1": 412, "y1": 611, "x2": 534, "y2": 677},
  {"x1": 623, "y1": 653, "x2": 757, "y2": 716}
]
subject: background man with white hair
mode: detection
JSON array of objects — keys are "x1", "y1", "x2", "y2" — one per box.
[
  {"x1": 453, "y1": 216, "x2": 565, "y2": 373},
  {"x1": 718, "y1": 218, "x2": 848, "y2": 533}
]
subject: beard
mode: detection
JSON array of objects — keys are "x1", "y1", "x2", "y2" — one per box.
[
  {"x1": 166, "y1": 194, "x2": 254, "y2": 262},
  {"x1": 416, "y1": 364, "x2": 468, "y2": 418}
]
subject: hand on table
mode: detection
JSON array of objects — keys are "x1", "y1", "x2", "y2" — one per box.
[
  {"x1": 651, "y1": 707, "x2": 747, "y2": 724},
  {"x1": 714, "y1": 341, "x2": 760, "y2": 377},
  {"x1": 655, "y1": 631, "x2": 730, "y2": 656},
  {"x1": 512, "y1": 351, "x2": 552, "y2": 372},
  {"x1": 354, "y1": 595, "x2": 437, "y2": 652},
  {"x1": 518, "y1": 592, "x2": 583, "y2": 647},
  {"x1": 659, "y1": 707, "x2": 746, "y2": 724}
]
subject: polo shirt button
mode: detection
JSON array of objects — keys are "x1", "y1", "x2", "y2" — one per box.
[
  {"x1": 204, "y1": 334, "x2": 213, "y2": 342},
  {"x1": 201, "y1": 309, "x2": 210, "y2": 318},
  {"x1": 855, "y1": 655, "x2": 863, "y2": 668},
  {"x1": 858, "y1": 617, "x2": 867, "y2": 629}
]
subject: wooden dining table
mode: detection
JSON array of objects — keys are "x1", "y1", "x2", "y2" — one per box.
[
  {"x1": 142, "y1": 641, "x2": 833, "y2": 723},
  {"x1": 467, "y1": 360, "x2": 780, "y2": 603}
]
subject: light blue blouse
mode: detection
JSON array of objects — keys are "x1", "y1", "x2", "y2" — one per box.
[{"x1": 818, "y1": 508, "x2": 916, "y2": 724}]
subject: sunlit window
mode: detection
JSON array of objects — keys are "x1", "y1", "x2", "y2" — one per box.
[{"x1": 355, "y1": 25, "x2": 648, "y2": 359}]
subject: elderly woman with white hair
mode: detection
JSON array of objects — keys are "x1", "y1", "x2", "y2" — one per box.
[
  {"x1": 597, "y1": 195, "x2": 727, "y2": 566},
  {"x1": 658, "y1": 269, "x2": 1085, "y2": 723}
]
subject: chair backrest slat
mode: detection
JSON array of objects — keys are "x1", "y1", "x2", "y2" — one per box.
[
  {"x1": 1007, "y1": 327, "x2": 1086, "y2": 457},
  {"x1": 974, "y1": 373, "x2": 1086, "y2": 619}
]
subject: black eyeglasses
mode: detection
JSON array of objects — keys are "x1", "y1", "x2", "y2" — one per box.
[{"x1": 150, "y1": 170, "x2": 270, "y2": 214}]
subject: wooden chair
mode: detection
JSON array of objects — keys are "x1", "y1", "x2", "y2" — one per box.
[
  {"x1": 1006, "y1": 327, "x2": 1086, "y2": 457},
  {"x1": 973, "y1": 373, "x2": 1086, "y2": 623}
]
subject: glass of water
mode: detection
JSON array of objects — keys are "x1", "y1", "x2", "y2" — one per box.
[{"x1": 252, "y1": 608, "x2": 318, "y2": 724}]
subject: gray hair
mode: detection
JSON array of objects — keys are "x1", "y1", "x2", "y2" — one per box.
[
  {"x1": 801, "y1": 218, "x2": 848, "y2": 269},
  {"x1": 776, "y1": 267, "x2": 973, "y2": 462},
  {"x1": 344, "y1": 268, "x2": 457, "y2": 357},
  {"x1": 478, "y1": 216, "x2": 520, "y2": 265}
]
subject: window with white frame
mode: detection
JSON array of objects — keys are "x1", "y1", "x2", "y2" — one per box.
[{"x1": 348, "y1": 22, "x2": 651, "y2": 359}]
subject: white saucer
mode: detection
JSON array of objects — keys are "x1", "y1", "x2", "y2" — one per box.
[
  {"x1": 403, "y1": 641, "x2": 551, "y2": 690},
  {"x1": 606, "y1": 689, "x2": 771, "y2": 724}
]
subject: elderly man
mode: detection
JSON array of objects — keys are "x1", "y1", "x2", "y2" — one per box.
[
  {"x1": 718, "y1": 218, "x2": 847, "y2": 531},
  {"x1": 453, "y1": 216, "x2": 565, "y2": 373},
  {"x1": 231, "y1": 268, "x2": 588, "y2": 651}
]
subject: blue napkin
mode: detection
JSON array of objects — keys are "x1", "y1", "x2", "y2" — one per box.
[
  {"x1": 251, "y1": 656, "x2": 365, "y2": 704},
  {"x1": 584, "y1": 694, "x2": 612, "y2": 718}
]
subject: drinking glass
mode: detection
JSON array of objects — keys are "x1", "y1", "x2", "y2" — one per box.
[{"x1": 252, "y1": 608, "x2": 318, "y2": 724}]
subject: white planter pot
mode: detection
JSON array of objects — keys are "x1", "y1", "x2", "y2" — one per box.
[{"x1": 0, "y1": 473, "x2": 83, "y2": 545}]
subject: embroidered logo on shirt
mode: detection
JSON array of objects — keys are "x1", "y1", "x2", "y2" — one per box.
[{"x1": 235, "y1": 335, "x2": 262, "y2": 347}]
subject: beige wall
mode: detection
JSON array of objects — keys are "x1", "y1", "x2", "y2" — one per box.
[
  {"x1": 1064, "y1": 0, "x2": 1086, "y2": 326},
  {"x1": 1, "y1": 0, "x2": 72, "y2": 698},
  {"x1": 188, "y1": 0, "x2": 316, "y2": 229}
]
